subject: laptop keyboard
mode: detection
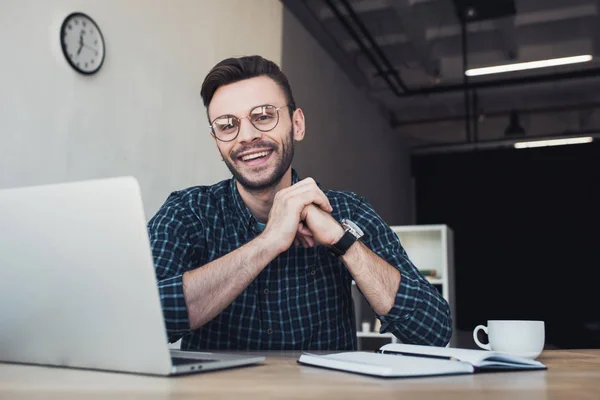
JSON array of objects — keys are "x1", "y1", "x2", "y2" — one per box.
[{"x1": 171, "y1": 357, "x2": 218, "y2": 366}]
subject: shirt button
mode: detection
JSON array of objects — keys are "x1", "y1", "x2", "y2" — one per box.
[
  {"x1": 310, "y1": 270, "x2": 316, "y2": 276},
  {"x1": 263, "y1": 289, "x2": 269, "y2": 295},
  {"x1": 267, "y1": 328, "x2": 273, "y2": 335}
]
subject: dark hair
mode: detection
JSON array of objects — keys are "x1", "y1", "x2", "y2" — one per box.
[{"x1": 200, "y1": 55, "x2": 296, "y2": 118}]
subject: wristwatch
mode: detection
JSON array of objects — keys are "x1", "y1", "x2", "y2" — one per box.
[{"x1": 329, "y1": 219, "x2": 364, "y2": 256}]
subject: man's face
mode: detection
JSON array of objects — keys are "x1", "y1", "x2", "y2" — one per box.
[{"x1": 208, "y1": 76, "x2": 304, "y2": 192}]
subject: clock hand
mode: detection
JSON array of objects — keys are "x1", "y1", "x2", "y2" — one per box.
[
  {"x1": 77, "y1": 35, "x2": 83, "y2": 56},
  {"x1": 83, "y1": 44, "x2": 97, "y2": 52}
]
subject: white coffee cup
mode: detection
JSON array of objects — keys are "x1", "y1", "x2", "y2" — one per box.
[{"x1": 472, "y1": 320, "x2": 545, "y2": 359}]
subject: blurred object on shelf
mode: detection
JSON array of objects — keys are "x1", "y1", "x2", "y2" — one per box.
[
  {"x1": 374, "y1": 319, "x2": 382, "y2": 332},
  {"x1": 361, "y1": 322, "x2": 371, "y2": 333}
]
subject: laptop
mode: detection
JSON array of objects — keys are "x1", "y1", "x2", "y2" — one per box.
[{"x1": 0, "y1": 176, "x2": 265, "y2": 376}]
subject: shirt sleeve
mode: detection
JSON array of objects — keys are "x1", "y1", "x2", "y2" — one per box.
[
  {"x1": 147, "y1": 192, "x2": 200, "y2": 343},
  {"x1": 351, "y1": 197, "x2": 452, "y2": 347}
]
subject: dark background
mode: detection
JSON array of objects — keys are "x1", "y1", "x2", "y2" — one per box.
[{"x1": 412, "y1": 142, "x2": 600, "y2": 349}]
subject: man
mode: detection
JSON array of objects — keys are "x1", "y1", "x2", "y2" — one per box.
[{"x1": 148, "y1": 55, "x2": 451, "y2": 351}]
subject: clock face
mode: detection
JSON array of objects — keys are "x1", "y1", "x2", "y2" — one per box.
[{"x1": 60, "y1": 12, "x2": 105, "y2": 75}]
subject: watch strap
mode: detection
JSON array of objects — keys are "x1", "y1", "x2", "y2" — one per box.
[{"x1": 329, "y1": 230, "x2": 358, "y2": 256}]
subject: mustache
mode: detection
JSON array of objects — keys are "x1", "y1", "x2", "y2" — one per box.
[{"x1": 231, "y1": 141, "x2": 278, "y2": 159}]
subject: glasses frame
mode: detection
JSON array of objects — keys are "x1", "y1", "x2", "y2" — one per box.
[{"x1": 209, "y1": 104, "x2": 293, "y2": 142}]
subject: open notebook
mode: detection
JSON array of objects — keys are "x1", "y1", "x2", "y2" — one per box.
[{"x1": 297, "y1": 343, "x2": 547, "y2": 378}]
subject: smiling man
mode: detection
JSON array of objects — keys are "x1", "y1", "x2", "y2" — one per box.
[{"x1": 148, "y1": 55, "x2": 452, "y2": 350}]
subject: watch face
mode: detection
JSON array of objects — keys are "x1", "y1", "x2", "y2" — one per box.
[
  {"x1": 342, "y1": 219, "x2": 364, "y2": 238},
  {"x1": 60, "y1": 12, "x2": 105, "y2": 75}
]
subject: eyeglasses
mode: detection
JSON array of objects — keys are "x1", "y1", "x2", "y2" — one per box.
[{"x1": 209, "y1": 104, "x2": 293, "y2": 142}]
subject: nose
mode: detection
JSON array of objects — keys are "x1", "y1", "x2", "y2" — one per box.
[{"x1": 237, "y1": 117, "x2": 262, "y2": 144}]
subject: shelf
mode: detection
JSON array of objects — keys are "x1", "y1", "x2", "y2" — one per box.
[
  {"x1": 357, "y1": 332, "x2": 395, "y2": 338},
  {"x1": 391, "y1": 224, "x2": 447, "y2": 233},
  {"x1": 354, "y1": 278, "x2": 443, "y2": 285}
]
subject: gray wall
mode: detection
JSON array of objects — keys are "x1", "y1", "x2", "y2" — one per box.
[
  {"x1": 0, "y1": 0, "x2": 283, "y2": 218},
  {"x1": 281, "y1": 9, "x2": 414, "y2": 225}
]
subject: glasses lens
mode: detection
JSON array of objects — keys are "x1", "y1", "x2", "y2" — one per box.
[
  {"x1": 212, "y1": 116, "x2": 239, "y2": 141},
  {"x1": 250, "y1": 105, "x2": 278, "y2": 131}
]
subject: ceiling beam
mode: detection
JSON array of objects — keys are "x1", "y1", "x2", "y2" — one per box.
[
  {"x1": 318, "y1": 0, "x2": 389, "y2": 19},
  {"x1": 342, "y1": 3, "x2": 598, "y2": 53},
  {"x1": 333, "y1": 0, "x2": 409, "y2": 92},
  {"x1": 371, "y1": 67, "x2": 600, "y2": 97},
  {"x1": 411, "y1": 131, "x2": 600, "y2": 155},
  {"x1": 318, "y1": 0, "x2": 437, "y2": 19},
  {"x1": 387, "y1": 0, "x2": 440, "y2": 77},
  {"x1": 393, "y1": 101, "x2": 600, "y2": 126}
]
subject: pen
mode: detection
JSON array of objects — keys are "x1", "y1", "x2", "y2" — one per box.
[{"x1": 377, "y1": 350, "x2": 458, "y2": 362}]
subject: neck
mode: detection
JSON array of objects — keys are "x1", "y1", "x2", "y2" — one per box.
[{"x1": 237, "y1": 168, "x2": 293, "y2": 223}]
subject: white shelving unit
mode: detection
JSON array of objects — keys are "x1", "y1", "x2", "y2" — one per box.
[{"x1": 353, "y1": 224, "x2": 456, "y2": 349}]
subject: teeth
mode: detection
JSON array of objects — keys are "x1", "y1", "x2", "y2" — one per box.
[{"x1": 241, "y1": 151, "x2": 270, "y2": 161}]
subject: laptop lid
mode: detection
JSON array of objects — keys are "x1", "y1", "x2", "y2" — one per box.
[{"x1": 0, "y1": 177, "x2": 173, "y2": 375}]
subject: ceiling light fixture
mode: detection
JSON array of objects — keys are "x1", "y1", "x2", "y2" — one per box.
[
  {"x1": 514, "y1": 137, "x2": 594, "y2": 149},
  {"x1": 504, "y1": 110, "x2": 525, "y2": 136},
  {"x1": 465, "y1": 55, "x2": 593, "y2": 77}
]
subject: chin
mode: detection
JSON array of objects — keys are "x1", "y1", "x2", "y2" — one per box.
[
  {"x1": 241, "y1": 173, "x2": 279, "y2": 190},
  {"x1": 235, "y1": 165, "x2": 284, "y2": 191}
]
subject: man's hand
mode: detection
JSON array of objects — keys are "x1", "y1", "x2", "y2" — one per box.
[
  {"x1": 261, "y1": 178, "x2": 332, "y2": 253},
  {"x1": 298, "y1": 204, "x2": 344, "y2": 247}
]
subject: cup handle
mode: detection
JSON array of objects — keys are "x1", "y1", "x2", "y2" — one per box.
[{"x1": 473, "y1": 325, "x2": 491, "y2": 350}]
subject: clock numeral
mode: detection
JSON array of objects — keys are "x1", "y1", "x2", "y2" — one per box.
[
  {"x1": 96, "y1": 51, "x2": 99, "y2": 56},
  {"x1": 75, "y1": 19, "x2": 79, "y2": 25},
  {"x1": 82, "y1": 30, "x2": 86, "y2": 35},
  {"x1": 69, "y1": 53, "x2": 73, "y2": 59},
  {"x1": 82, "y1": 21, "x2": 87, "y2": 27},
  {"x1": 91, "y1": 59, "x2": 95, "y2": 64},
  {"x1": 94, "y1": 40, "x2": 98, "y2": 45},
  {"x1": 68, "y1": 24, "x2": 72, "y2": 30},
  {"x1": 85, "y1": 62, "x2": 88, "y2": 68}
]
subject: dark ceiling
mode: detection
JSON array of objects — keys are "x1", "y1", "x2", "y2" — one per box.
[{"x1": 282, "y1": 0, "x2": 600, "y2": 146}]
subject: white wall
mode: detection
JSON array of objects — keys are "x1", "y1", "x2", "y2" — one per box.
[
  {"x1": 281, "y1": 9, "x2": 414, "y2": 225},
  {"x1": 0, "y1": 0, "x2": 283, "y2": 217}
]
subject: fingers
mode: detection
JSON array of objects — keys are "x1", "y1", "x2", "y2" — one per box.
[
  {"x1": 298, "y1": 222, "x2": 313, "y2": 237},
  {"x1": 278, "y1": 178, "x2": 333, "y2": 213},
  {"x1": 296, "y1": 232, "x2": 310, "y2": 248},
  {"x1": 295, "y1": 222, "x2": 316, "y2": 248},
  {"x1": 267, "y1": 177, "x2": 332, "y2": 252}
]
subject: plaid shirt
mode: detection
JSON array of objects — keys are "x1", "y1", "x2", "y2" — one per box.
[{"x1": 148, "y1": 170, "x2": 452, "y2": 350}]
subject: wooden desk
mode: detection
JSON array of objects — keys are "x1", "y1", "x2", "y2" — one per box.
[{"x1": 1, "y1": 350, "x2": 599, "y2": 399}]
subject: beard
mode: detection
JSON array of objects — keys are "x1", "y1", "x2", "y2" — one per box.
[{"x1": 221, "y1": 128, "x2": 295, "y2": 193}]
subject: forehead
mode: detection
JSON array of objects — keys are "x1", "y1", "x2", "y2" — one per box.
[{"x1": 208, "y1": 76, "x2": 286, "y2": 120}]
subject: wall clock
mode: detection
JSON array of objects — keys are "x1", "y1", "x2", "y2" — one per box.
[{"x1": 60, "y1": 12, "x2": 105, "y2": 75}]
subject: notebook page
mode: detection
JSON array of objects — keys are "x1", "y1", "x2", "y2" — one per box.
[
  {"x1": 299, "y1": 352, "x2": 474, "y2": 377},
  {"x1": 379, "y1": 343, "x2": 510, "y2": 366}
]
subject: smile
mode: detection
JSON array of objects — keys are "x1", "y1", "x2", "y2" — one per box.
[{"x1": 239, "y1": 150, "x2": 272, "y2": 161}]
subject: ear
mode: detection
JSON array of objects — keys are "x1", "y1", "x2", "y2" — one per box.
[{"x1": 291, "y1": 108, "x2": 306, "y2": 142}]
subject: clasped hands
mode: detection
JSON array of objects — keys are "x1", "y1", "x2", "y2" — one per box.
[{"x1": 262, "y1": 178, "x2": 345, "y2": 253}]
